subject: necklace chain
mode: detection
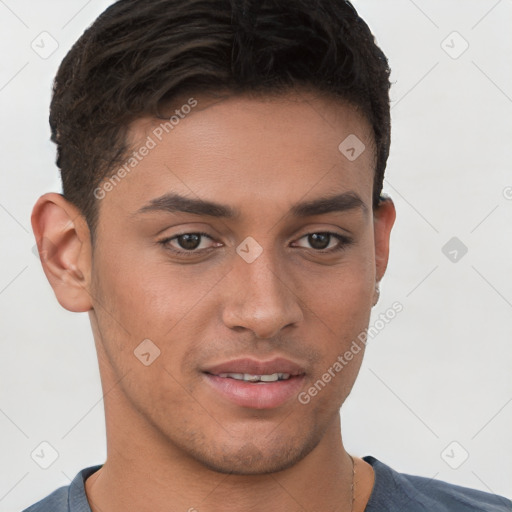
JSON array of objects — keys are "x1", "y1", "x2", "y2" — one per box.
[{"x1": 349, "y1": 454, "x2": 355, "y2": 512}]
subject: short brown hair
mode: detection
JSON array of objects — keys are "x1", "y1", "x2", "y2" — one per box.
[{"x1": 50, "y1": 0, "x2": 391, "y2": 236}]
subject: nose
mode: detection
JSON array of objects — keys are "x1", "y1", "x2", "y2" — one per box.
[{"x1": 222, "y1": 245, "x2": 303, "y2": 339}]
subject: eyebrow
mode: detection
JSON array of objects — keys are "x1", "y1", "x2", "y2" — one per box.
[{"x1": 134, "y1": 191, "x2": 367, "y2": 219}]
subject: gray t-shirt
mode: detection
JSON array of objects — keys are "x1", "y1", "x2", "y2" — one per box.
[{"x1": 22, "y1": 455, "x2": 512, "y2": 511}]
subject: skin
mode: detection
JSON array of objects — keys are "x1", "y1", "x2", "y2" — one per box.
[{"x1": 32, "y1": 90, "x2": 395, "y2": 512}]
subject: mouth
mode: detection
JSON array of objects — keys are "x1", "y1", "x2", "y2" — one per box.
[
  {"x1": 214, "y1": 372, "x2": 292, "y2": 383},
  {"x1": 202, "y1": 357, "x2": 306, "y2": 409}
]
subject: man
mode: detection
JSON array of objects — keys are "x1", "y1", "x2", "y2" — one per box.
[{"x1": 26, "y1": 0, "x2": 511, "y2": 511}]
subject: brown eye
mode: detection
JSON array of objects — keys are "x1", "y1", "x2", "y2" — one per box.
[
  {"x1": 293, "y1": 232, "x2": 352, "y2": 253},
  {"x1": 159, "y1": 232, "x2": 219, "y2": 257},
  {"x1": 175, "y1": 233, "x2": 202, "y2": 250},
  {"x1": 307, "y1": 233, "x2": 331, "y2": 250}
]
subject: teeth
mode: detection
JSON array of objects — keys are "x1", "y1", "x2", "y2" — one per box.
[
  {"x1": 218, "y1": 373, "x2": 244, "y2": 380},
  {"x1": 217, "y1": 372, "x2": 291, "y2": 382},
  {"x1": 259, "y1": 374, "x2": 278, "y2": 382},
  {"x1": 244, "y1": 373, "x2": 262, "y2": 382}
]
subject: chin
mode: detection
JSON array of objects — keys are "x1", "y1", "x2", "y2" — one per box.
[{"x1": 186, "y1": 433, "x2": 320, "y2": 476}]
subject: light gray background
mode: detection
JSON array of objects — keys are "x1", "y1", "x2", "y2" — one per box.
[{"x1": 1, "y1": 1, "x2": 511, "y2": 510}]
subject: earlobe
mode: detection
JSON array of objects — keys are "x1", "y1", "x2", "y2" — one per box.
[
  {"x1": 373, "y1": 196, "x2": 396, "y2": 285},
  {"x1": 31, "y1": 193, "x2": 93, "y2": 312}
]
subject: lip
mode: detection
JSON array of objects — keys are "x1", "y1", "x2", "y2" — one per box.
[
  {"x1": 202, "y1": 357, "x2": 307, "y2": 409},
  {"x1": 202, "y1": 357, "x2": 306, "y2": 376}
]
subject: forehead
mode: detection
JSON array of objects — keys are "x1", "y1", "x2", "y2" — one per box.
[{"x1": 102, "y1": 91, "x2": 375, "y2": 219}]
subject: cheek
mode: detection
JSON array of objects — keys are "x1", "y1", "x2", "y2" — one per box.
[
  {"x1": 305, "y1": 245, "x2": 375, "y2": 327},
  {"x1": 313, "y1": 275, "x2": 372, "y2": 373},
  {"x1": 92, "y1": 240, "x2": 210, "y2": 333},
  {"x1": 89, "y1": 242, "x2": 226, "y2": 391},
  {"x1": 297, "y1": 242, "x2": 375, "y2": 398}
]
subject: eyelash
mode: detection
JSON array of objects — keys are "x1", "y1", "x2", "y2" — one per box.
[{"x1": 158, "y1": 231, "x2": 353, "y2": 258}]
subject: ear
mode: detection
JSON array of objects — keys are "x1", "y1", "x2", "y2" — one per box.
[
  {"x1": 373, "y1": 195, "x2": 396, "y2": 285},
  {"x1": 31, "y1": 193, "x2": 93, "y2": 312}
]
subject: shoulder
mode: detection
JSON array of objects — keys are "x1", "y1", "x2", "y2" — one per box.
[
  {"x1": 21, "y1": 465, "x2": 102, "y2": 512},
  {"x1": 363, "y1": 456, "x2": 512, "y2": 512},
  {"x1": 22, "y1": 486, "x2": 69, "y2": 512}
]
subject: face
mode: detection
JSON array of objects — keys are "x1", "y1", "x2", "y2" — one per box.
[{"x1": 78, "y1": 91, "x2": 394, "y2": 475}]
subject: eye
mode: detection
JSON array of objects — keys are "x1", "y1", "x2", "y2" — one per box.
[
  {"x1": 292, "y1": 232, "x2": 352, "y2": 253},
  {"x1": 158, "y1": 230, "x2": 353, "y2": 259},
  {"x1": 159, "y1": 232, "x2": 220, "y2": 257}
]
